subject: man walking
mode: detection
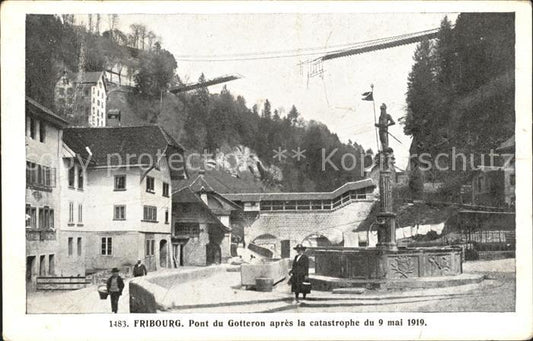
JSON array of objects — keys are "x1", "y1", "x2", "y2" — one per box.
[
  {"x1": 133, "y1": 259, "x2": 148, "y2": 277},
  {"x1": 106, "y1": 268, "x2": 125, "y2": 313}
]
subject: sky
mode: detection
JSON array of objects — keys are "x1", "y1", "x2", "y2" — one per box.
[{"x1": 78, "y1": 12, "x2": 458, "y2": 169}]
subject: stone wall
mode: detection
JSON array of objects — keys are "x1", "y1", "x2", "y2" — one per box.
[
  {"x1": 129, "y1": 266, "x2": 228, "y2": 313},
  {"x1": 245, "y1": 200, "x2": 375, "y2": 258},
  {"x1": 182, "y1": 223, "x2": 209, "y2": 266}
]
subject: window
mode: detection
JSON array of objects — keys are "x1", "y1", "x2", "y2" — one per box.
[
  {"x1": 68, "y1": 237, "x2": 73, "y2": 256},
  {"x1": 162, "y1": 182, "x2": 169, "y2": 197},
  {"x1": 114, "y1": 205, "x2": 126, "y2": 220},
  {"x1": 44, "y1": 167, "x2": 51, "y2": 187},
  {"x1": 39, "y1": 122, "x2": 46, "y2": 142},
  {"x1": 68, "y1": 202, "x2": 74, "y2": 224},
  {"x1": 37, "y1": 165, "x2": 43, "y2": 185},
  {"x1": 68, "y1": 166, "x2": 75, "y2": 188},
  {"x1": 114, "y1": 175, "x2": 126, "y2": 190},
  {"x1": 510, "y1": 174, "x2": 515, "y2": 186},
  {"x1": 165, "y1": 209, "x2": 169, "y2": 224},
  {"x1": 26, "y1": 205, "x2": 31, "y2": 226},
  {"x1": 145, "y1": 239, "x2": 155, "y2": 256},
  {"x1": 48, "y1": 255, "x2": 55, "y2": 275},
  {"x1": 84, "y1": 88, "x2": 89, "y2": 96},
  {"x1": 101, "y1": 237, "x2": 112, "y2": 255},
  {"x1": 143, "y1": 205, "x2": 157, "y2": 222},
  {"x1": 174, "y1": 223, "x2": 200, "y2": 236},
  {"x1": 146, "y1": 176, "x2": 155, "y2": 193},
  {"x1": 42, "y1": 206, "x2": 50, "y2": 228},
  {"x1": 78, "y1": 204, "x2": 83, "y2": 223},
  {"x1": 78, "y1": 169, "x2": 84, "y2": 190},
  {"x1": 27, "y1": 206, "x2": 37, "y2": 228},
  {"x1": 26, "y1": 162, "x2": 34, "y2": 185},
  {"x1": 77, "y1": 238, "x2": 82, "y2": 256},
  {"x1": 38, "y1": 208, "x2": 43, "y2": 229},
  {"x1": 30, "y1": 117, "x2": 36, "y2": 139}
]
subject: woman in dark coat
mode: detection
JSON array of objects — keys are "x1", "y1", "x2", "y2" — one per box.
[{"x1": 289, "y1": 244, "x2": 310, "y2": 303}]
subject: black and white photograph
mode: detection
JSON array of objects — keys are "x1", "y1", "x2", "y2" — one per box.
[{"x1": 2, "y1": 1, "x2": 532, "y2": 340}]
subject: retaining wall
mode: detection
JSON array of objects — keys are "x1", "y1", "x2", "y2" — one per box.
[{"x1": 129, "y1": 266, "x2": 227, "y2": 313}]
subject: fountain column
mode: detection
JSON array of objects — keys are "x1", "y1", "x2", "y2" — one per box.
[
  {"x1": 374, "y1": 103, "x2": 397, "y2": 251},
  {"x1": 376, "y1": 150, "x2": 397, "y2": 250}
]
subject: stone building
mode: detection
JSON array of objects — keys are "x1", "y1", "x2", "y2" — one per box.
[
  {"x1": 171, "y1": 171, "x2": 241, "y2": 266},
  {"x1": 471, "y1": 137, "x2": 515, "y2": 207},
  {"x1": 62, "y1": 125, "x2": 186, "y2": 273},
  {"x1": 54, "y1": 71, "x2": 108, "y2": 127},
  {"x1": 25, "y1": 97, "x2": 68, "y2": 288},
  {"x1": 225, "y1": 179, "x2": 376, "y2": 258}
]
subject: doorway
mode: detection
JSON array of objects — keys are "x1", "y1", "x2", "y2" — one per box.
[
  {"x1": 26, "y1": 256, "x2": 35, "y2": 282},
  {"x1": 159, "y1": 239, "x2": 168, "y2": 268},
  {"x1": 172, "y1": 243, "x2": 185, "y2": 267},
  {"x1": 39, "y1": 255, "x2": 46, "y2": 276},
  {"x1": 48, "y1": 254, "x2": 55, "y2": 275},
  {"x1": 206, "y1": 243, "x2": 221, "y2": 265},
  {"x1": 281, "y1": 240, "x2": 291, "y2": 258}
]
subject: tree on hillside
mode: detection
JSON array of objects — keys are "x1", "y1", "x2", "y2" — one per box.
[
  {"x1": 287, "y1": 105, "x2": 300, "y2": 126},
  {"x1": 182, "y1": 74, "x2": 209, "y2": 150},
  {"x1": 26, "y1": 15, "x2": 79, "y2": 108},
  {"x1": 134, "y1": 44, "x2": 177, "y2": 97},
  {"x1": 261, "y1": 99, "x2": 272, "y2": 119}
]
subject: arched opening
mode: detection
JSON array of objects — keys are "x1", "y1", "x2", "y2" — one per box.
[
  {"x1": 252, "y1": 233, "x2": 279, "y2": 258},
  {"x1": 159, "y1": 239, "x2": 168, "y2": 268}
]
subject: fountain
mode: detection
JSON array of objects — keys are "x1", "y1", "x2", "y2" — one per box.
[{"x1": 308, "y1": 104, "x2": 477, "y2": 290}]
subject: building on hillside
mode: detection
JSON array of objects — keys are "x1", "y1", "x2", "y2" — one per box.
[
  {"x1": 105, "y1": 65, "x2": 136, "y2": 88},
  {"x1": 495, "y1": 136, "x2": 515, "y2": 206},
  {"x1": 171, "y1": 171, "x2": 242, "y2": 266},
  {"x1": 54, "y1": 71, "x2": 107, "y2": 127},
  {"x1": 224, "y1": 179, "x2": 377, "y2": 258},
  {"x1": 470, "y1": 136, "x2": 515, "y2": 208},
  {"x1": 25, "y1": 97, "x2": 68, "y2": 289},
  {"x1": 456, "y1": 210, "x2": 515, "y2": 249},
  {"x1": 62, "y1": 125, "x2": 186, "y2": 274}
]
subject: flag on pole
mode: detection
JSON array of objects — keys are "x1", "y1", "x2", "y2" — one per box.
[{"x1": 361, "y1": 91, "x2": 373, "y2": 101}]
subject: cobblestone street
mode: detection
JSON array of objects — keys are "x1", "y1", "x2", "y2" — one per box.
[{"x1": 26, "y1": 259, "x2": 515, "y2": 314}]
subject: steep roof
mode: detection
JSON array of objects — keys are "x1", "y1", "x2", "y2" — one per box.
[
  {"x1": 172, "y1": 187, "x2": 231, "y2": 232},
  {"x1": 80, "y1": 71, "x2": 105, "y2": 84},
  {"x1": 63, "y1": 125, "x2": 185, "y2": 168},
  {"x1": 224, "y1": 178, "x2": 375, "y2": 202},
  {"x1": 172, "y1": 172, "x2": 241, "y2": 212},
  {"x1": 26, "y1": 97, "x2": 69, "y2": 128},
  {"x1": 172, "y1": 168, "x2": 264, "y2": 194}
]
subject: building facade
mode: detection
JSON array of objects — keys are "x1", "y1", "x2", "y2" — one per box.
[
  {"x1": 471, "y1": 137, "x2": 515, "y2": 208},
  {"x1": 62, "y1": 125, "x2": 186, "y2": 274},
  {"x1": 54, "y1": 71, "x2": 107, "y2": 127},
  {"x1": 171, "y1": 172, "x2": 239, "y2": 266},
  {"x1": 25, "y1": 97, "x2": 68, "y2": 288}
]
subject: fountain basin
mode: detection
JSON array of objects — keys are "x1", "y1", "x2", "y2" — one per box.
[{"x1": 308, "y1": 246, "x2": 463, "y2": 282}]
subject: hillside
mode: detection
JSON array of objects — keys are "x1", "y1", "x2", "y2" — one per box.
[
  {"x1": 404, "y1": 13, "x2": 515, "y2": 196},
  {"x1": 25, "y1": 14, "x2": 367, "y2": 192}
]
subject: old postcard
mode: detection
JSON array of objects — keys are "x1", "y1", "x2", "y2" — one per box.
[{"x1": 2, "y1": 1, "x2": 532, "y2": 340}]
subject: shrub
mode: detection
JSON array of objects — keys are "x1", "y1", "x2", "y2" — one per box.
[{"x1": 464, "y1": 248, "x2": 479, "y2": 261}]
